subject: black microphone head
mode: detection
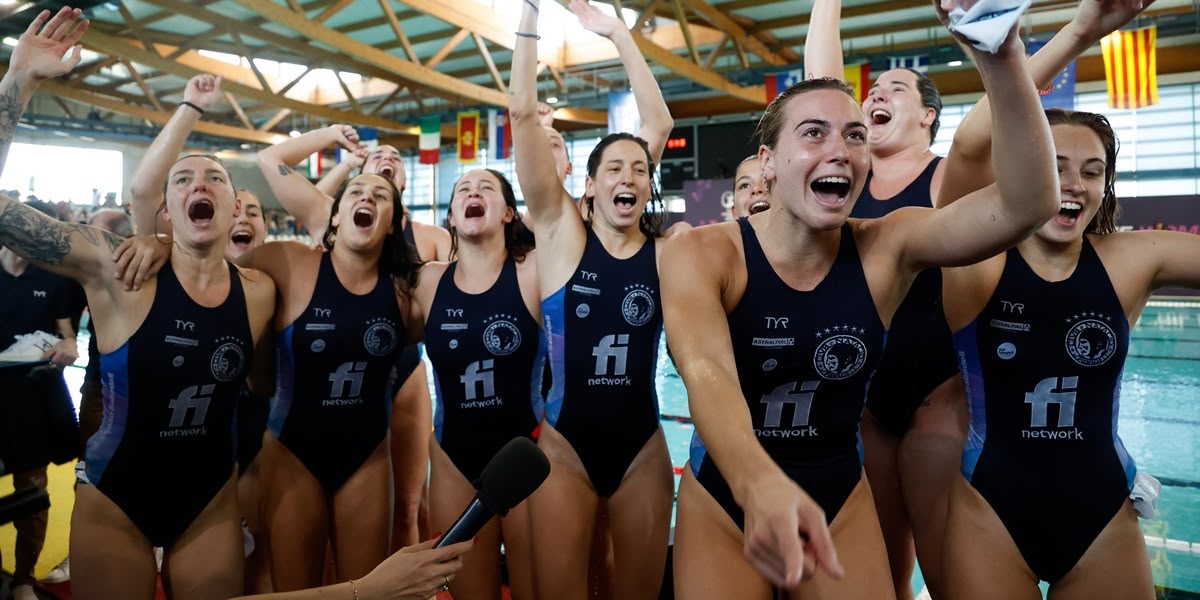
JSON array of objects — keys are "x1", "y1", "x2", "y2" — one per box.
[{"x1": 475, "y1": 437, "x2": 550, "y2": 516}]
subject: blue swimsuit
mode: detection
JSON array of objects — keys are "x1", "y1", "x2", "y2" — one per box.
[
  {"x1": 425, "y1": 257, "x2": 545, "y2": 482},
  {"x1": 691, "y1": 220, "x2": 885, "y2": 528},
  {"x1": 954, "y1": 239, "x2": 1134, "y2": 582},
  {"x1": 86, "y1": 262, "x2": 253, "y2": 547},
  {"x1": 269, "y1": 252, "x2": 404, "y2": 493},
  {"x1": 851, "y1": 158, "x2": 959, "y2": 435},
  {"x1": 541, "y1": 228, "x2": 662, "y2": 497}
]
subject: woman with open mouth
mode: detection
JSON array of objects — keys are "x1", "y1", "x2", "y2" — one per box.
[
  {"x1": 510, "y1": 1, "x2": 676, "y2": 597},
  {"x1": 930, "y1": 5, "x2": 1193, "y2": 599},
  {"x1": 0, "y1": 18, "x2": 276, "y2": 599},
  {"x1": 263, "y1": 128, "x2": 450, "y2": 553},
  {"x1": 731, "y1": 156, "x2": 771, "y2": 219},
  {"x1": 804, "y1": 3, "x2": 959, "y2": 595},
  {"x1": 231, "y1": 153, "x2": 421, "y2": 591},
  {"x1": 662, "y1": 11, "x2": 1060, "y2": 600},
  {"x1": 411, "y1": 168, "x2": 544, "y2": 600}
]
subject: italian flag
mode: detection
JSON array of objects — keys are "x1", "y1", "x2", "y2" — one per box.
[{"x1": 419, "y1": 115, "x2": 440, "y2": 165}]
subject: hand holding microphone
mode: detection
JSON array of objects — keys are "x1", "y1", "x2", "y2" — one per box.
[{"x1": 437, "y1": 436, "x2": 552, "y2": 547}]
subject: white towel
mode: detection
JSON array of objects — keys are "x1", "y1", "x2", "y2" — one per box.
[
  {"x1": 947, "y1": 0, "x2": 1032, "y2": 53},
  {"x1": 1130, "y1": 472, "x2": 1162, "y2": 520}
]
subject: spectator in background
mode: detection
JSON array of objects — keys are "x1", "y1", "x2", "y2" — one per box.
[{"x1": 0, "y1": 200, "x2": 84, "y2": 600}]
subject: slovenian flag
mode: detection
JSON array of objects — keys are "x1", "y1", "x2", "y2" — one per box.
[
  {"x1": 764, "y1": 68, "x2": 804, "y2": 103},
  {"x1": 488, "y1": 109, "x2": 512, "y2": 160},
  {"x1": 419, "y1": 115, "x2": 440, "y2": 165}
]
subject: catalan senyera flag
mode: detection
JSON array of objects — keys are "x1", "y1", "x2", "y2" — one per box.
[
  {"x1": 457, "y1": 111, "x2": 480, "y2": 163},
  {"x1": 418, "y1": 115, "x2": 440, "y2": 165},
  {"x1": 1101, "y1": 25, "x2": 1158, "y2": 109},
  {"x1": 843, "y1": 63, "x2": 871, "y2": 105}
]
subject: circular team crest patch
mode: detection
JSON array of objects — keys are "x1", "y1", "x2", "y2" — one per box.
[
  {"x1": 210, "y1": 342, "x2": 246, "y2": 382},
  {"x1": 363, "y1": 322, "x2": 399, "y2": 357},
  {"x1": 483, "y1": 320, "x2": 522, "y2": 356},
  {"x1": 621, "y1": 289, "x2": 655, "y2": 327},
  {"x1": 813, "y1": 334, "x2": 867, "y2": 380},
  {"x1": 1065, "y1": 319, "x2": 1117, "y2": 366}
]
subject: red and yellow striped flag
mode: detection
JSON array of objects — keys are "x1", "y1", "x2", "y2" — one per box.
[
  {"x1": 1101, "y1": 25, "x2": 1158, "y2": 109},
  {"x1": 843, "y1": 63, "x2": 871, "y2": 105}
]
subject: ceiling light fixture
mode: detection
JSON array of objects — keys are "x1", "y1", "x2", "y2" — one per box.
[{"x1": 947, "y1": 60, "x2": 963, "y2": 67}]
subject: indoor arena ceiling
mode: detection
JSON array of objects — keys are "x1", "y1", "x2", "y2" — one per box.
[{"x1": 2, "y1": 0, "x2": 1198, "y2": 149}]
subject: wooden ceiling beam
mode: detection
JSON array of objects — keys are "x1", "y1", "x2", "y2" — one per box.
[
  {"x1": 629, "y1": 29, "x2": 764, "y2": 104},
  {"x1": 395, "y1": 0, "x2": 565, "y2": 68},
  {"x1": 0, "y1": 68, "x2": 285, "y2": 145},
  {"x1": 82, "y1": 30, "x2": 413, "y2": 132},
  {"x1": 378, "y1": 0, "x2": 421, "y2": 64},
  {"x1": 750, "y1": 0, "x2": 927, "y2": 33},
  {"x1": 679, "y1": 0, "x2": 787, "y2": 65},
  {"x1": 314, "y1": 0, "x2": 357, "y2": 23},
  {"x1": 672, "y1": 0, "x2": 703, "y2": 65},
  {"x1": 230, "y1": 0, "x2": 511, "y2": 107}
]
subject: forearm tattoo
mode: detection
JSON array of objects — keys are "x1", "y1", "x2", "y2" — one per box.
[
  {"x1": 0, "y1": 201, "x2": 121, "y2": 266},
  {"x1": 0, "y1": 79, "x2": 24, "y2": 175},
  {"x1": 278, "y1": 164, "x2": 292, "y2": 177}
]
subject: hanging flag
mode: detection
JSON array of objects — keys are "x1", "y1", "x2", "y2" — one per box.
[
  {"x1": 306, "y1": 151, "x2": 321, "y2": 179},
  {"x1": 419, "y1": 116, "x2": 440, "y2": 165},
  {"x1": 457, "y1": 111, "x2": 480, "y2": 163},
  {"x1": 843, "y1": 63, "x2": 871, "y2": 105},
  {"x1": 608, "y1": 91, "x2": 641, "y2": 135},
  {"x1": 1028, "y1": 39, "x2": 1076, "y2": 110},
  {"x1": 887, "y1": 54, "x2": 929, "y2": 74},
  {"x1": 1101, "y1": 25, "x2": 1158, "y2": 109},
  {"x1": 488, "y1": 109, "x2": 513, "y2": 160},
  {"x1": 764, "y1": 68, "x2": 805, "y2": 103}
]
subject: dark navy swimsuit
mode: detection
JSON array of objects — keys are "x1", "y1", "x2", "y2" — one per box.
[
  {"x1": 394, "y1": 218, "x2": 424, "y2": 381},
  {"x1": 86, "y1": 262, "x2": 253, "y2": 547},
  {"x1": 542, "y1": 228, "x2": 662, "y2": 497},
  {"x1": 269, "y1": 252, "x2": 404, "y2": 493},
  {"x1": 425, "y1": 257, "x2": 545, "y2": 482},
  {"x1": 851, "y1": 157, "x2": 958, "y2": 435},
  {"x1": 691, "y1": 220, "x2": 885, "y2": 528},
  {"x1": 954, "y1": 239, "x2": 1134, "y2": 583}
]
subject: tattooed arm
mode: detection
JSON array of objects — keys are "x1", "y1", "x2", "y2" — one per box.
[
  {"x1": 256, "y1": 125, "x2": 361, "y2": 242},
  {"x1": 0, "y1": 8, "x2": 119, "y2": 285}
]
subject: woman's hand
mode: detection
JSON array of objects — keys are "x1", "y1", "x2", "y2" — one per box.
[
  {"x1": 356, "y1": 536, "x2": 475, "y2": 600},
  {"x1": 112, "y1": 234, "x2": 172, "y2": 291}
]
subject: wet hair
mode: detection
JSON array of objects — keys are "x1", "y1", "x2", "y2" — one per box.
[
  {"x1": 161, "y1": 154, "x2": 235, "y2": 195},
  {"x1": 755, "y1": 77, "x2": 857, "y2": 152},
  {"x1": 447, "y1": 169, "x2": 534, "y2": 262},
  {"x1": 903, "y1": 68, "x2": 943, "y2": 145},
  {"x1": 1045, "y1": 109, "x2": 1121, "y2": 235},
  {"x1": 322, "y1": 174, "x2": 422, "y2": 291},
  {"x1": 754, "y1": 78, "x2": 857, "y2": 191},
  {"x1": 582, "y1": 132, "x2": 664, "y2": 238},
  {"x1": 24, "y1": 199, "x2": 59, "y2": 220}
]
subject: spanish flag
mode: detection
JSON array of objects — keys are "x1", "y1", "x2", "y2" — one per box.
[
  {"x1": 457, "y1": 111, "x2": 480, "y2": 163},
  {"x1": 843, "y1": 63, "x2": 871, "y2": 105},
  {"x1": 1101, "y1": 25, "x2": 1158, "y2": 109}
]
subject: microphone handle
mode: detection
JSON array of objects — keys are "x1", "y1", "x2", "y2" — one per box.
[{"x1": 435, "y1": 498, "x2": 495, "y2": 547}]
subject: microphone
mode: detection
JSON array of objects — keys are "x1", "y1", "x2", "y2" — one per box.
[{"x1": 435, "y1": 437, "x2": 550, "y2": 547}]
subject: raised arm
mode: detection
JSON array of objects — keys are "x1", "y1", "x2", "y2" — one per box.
[
  {"x1": 803, "y1": 0, "x2": 845, "y2": 80},
  {"x1": 896, "y1": 21, "x2": 1058, "y2": 269},
  {"x1": 315, "y1": 146, "x2": 367, "y2": 198},
  {"x1": 256, "y1": 125, "x2": 361, "y2": 241},
  {"x1": 0, "y1": 8, "x2": 120, "y2": 285},
  {"x1": 509, "y1": 0, "x2": 575, "y2": 233},
  {"x1": 937, "y1": 0, "x2": 1153, "y2": 207},
  {"x1": 128, "y1": 74, "x2": 223, "y2": 236},
  {"x1": 661, "y1": 229, "x2": 842, "y2": 587},
  {"x1": 568, "y1": 0, "x2": 674, "y2": 163}
]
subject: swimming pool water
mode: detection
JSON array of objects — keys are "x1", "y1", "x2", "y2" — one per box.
[{"x1": 655, "y1": 300, "x2": 1200, "y2": 596}]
